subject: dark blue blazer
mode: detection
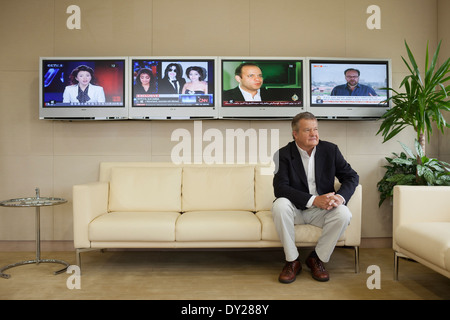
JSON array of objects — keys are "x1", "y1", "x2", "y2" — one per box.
[{"x1": 273, "y1": 140, "x2": 359, "y2": 210}]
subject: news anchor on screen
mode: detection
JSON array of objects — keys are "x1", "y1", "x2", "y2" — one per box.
[
  {"x1": 331, "y1": 68, "x2": 377, "y2": 96},
  {"x1": 223, "y1": 62, "x2": 273, "y2": 102},
  {"x1": 63, "y1": 65, "x2": 105, "y2": 103}
]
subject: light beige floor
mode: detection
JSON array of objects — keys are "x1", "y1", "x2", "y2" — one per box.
[{"x1": 1, "y1": 248, "x2": 449, "y2": 300}]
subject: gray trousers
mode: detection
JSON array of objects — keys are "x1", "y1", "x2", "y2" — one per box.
[{"x1": 271, "y1": 197, "x2": 352, "y2": 263}]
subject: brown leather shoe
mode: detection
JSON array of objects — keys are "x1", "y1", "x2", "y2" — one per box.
[
  {"x1": 306, "y1": 253, "x2": 329, "y2": 282},
  {"x1": 278, "y1": 260, "x2": 302, "y2": 284}
]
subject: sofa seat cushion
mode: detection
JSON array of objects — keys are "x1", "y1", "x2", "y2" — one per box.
[
  {"x1": 396, "y1": 222, "x2": 450, "y2": 270},
  {"x1": 89, "y1": 211, "x2": 180, "y2": 242},
  {"x1": 109, "y1": 167, "x2": 182, "y2": 212},
  {"x1": 176, "y1": 211, "x2": 261, "y2": 241},
  {"x1": 256, "y1": 211, "x2": 346, "y2": 243}
]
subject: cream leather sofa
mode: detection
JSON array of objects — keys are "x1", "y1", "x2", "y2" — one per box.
[
  {"x1": 73, "y1": 162, "x2": 362, "y2": 271},
  {"x1": 393, "y1": 185, "x2": 450, "y2": 280}
]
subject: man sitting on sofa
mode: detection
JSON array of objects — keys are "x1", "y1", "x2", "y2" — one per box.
[{"x1": 272, "y1": 112, "x2": 359, "y2": 283}]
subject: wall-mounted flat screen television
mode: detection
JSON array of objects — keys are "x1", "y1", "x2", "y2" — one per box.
[
  {"x1": 219, "y1": 57, "x2": 305, "y2": 118},
  {"x1": 39, "y1": 57, "x2": 128, "y2": 120},
  {"x1": 129, "y1": 57, "x2": 217, "y2": 119},
  {"x1": 307, "y1": 57, "x2": 391, "y2": 119}
]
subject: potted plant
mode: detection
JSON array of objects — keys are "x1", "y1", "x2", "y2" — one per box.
[
  {"x1": 376, "y1": 40, "x2": 450, "y2": 205},
  {"x1": 377, "y1": 40, "x2": 450, "y2": 155},
  {"x1": 377, "y1": 140, "x2": 450, "y2": 206}
]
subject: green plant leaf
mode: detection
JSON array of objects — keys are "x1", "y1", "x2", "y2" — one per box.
[
  {"x1": 377, "y1": 139, "x2": 450, "y2": 207},
  {"x1": 391, "y1": 157, "x2": 414, "y2": 166},
  {"x1": 376, "y1": 40, "x2": 450, "y2": 146},
  {"x1": 423, "y1": 168, "x2": 435, "y2": 185},
  {"x1": 399, "y1": 141, "x2": 415, "y2": 158}
]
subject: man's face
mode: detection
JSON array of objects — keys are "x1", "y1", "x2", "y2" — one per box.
[
  {"x1": 168, "y1": 65, "x2": 178, "y2": 80},
  {"x1": 293, "y1": 119, "x2": 319, "y2": 151},
  {"x1": 236, "y1": 65, "x2": 263, "y2": 93},
  {"x1": 345, "y1": 70, "x2": 359, "y2": 87}
]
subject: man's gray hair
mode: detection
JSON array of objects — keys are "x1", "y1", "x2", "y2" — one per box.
[{"x1": 291, "y1": 112, "x2": 317, "y2": 133}]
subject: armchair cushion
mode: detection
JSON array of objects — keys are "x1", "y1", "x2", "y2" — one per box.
[{"x1": 396, "y1": 222, "x2": 450, "y2": 270}]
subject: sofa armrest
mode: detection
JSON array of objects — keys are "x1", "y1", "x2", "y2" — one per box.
[
  {"x1": 73, "y1": 181, "x2": 109, "y2": 249},
  {"x1": 343, "y1": 184, "x2": 362, "y2": 246},
  {"x1": 393, "y1": 185, "x2": 450, "y2": 251}
]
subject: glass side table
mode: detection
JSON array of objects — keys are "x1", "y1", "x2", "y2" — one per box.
[{"x1": 0, "y1": 188, "x2": 70, "y2": 279}]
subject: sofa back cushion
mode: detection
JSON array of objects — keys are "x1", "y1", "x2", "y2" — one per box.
[
  {"x1": 255, "y1": 165, "x2": 275, "y2": 211},
  {"x1": 109, "y1": 167, "x2": 182, "y2": 212},
  {"x1": 182, "y1": 166, "x2": 255, "y2": 212}
]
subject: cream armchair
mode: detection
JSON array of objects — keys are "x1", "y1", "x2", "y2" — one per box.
[{"x1": 393, "y1": 185, "x2": 450, "y2": 280}]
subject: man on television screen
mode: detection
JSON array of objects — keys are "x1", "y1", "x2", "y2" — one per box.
[
  {"x1": 223, "y1": 62, "x2": 272, "y2": 102},
  {"x1": 158, "y1": 63, "x2": 186, "y2": 94},
  {"x1": 331, "y1": 68, "x2": 377, "y2": 96}
]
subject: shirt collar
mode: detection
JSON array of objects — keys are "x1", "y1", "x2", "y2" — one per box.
[
  {"x1": 347, "y1": 83, "x2": 361, "y2": 90},
  {"x1": 295, "y1": 142, "x2": 316, "y2": 158},
  {"x1": 238, "y1": 85, "x2": 261, "y2": 101}
]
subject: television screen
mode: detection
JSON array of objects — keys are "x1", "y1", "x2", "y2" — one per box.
[
  {"x1": 308, "y1": 58, "x2": 391, "y2": 119},
  {"x1": 219, "y1": 57, "x2": 304, "y2": 118},
  {"x1": 129, "y1": 57, "x2": 217, "y2": 119},
  {"x1": 39, "y1": 57, "x2": 128, "y2": 120}
]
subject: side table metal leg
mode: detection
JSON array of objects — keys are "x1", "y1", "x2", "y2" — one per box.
[
  {"x1": 36, "y1": 206, "x2": 41, "y2": 264},
  {"x1": 0, "y1": 259, "x2": 69, "y2": 279},
  {"x1": 0, "y1": 197, "x2": 69, "y2": 279},
  {"x1": 35, "y1": 202, "x2": 69, "y2": 274}
]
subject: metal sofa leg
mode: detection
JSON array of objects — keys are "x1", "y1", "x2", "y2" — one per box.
[
  {"x1": 394, "y1": 251, "x2": 399, "y2": 280},
  {"x1": 75, "y1": 248, "x2": 85, "y2": 275},
  {"x1": 76, "y1": 248, "x2": 104, "y2": 275},
  {"x1": 354, "y1": 246, "x2": 360, "y2": 273}
]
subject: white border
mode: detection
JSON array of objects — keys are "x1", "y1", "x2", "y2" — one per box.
[
  {"x1": 218, "y1": 57, "x2": 306, "y2": 119},
  {"x1": 39, "y1": 57, "x2": 129, "y2": 120},
  {"x1": 128, "y1": 56, "x2": 218, "y2": 120},
  {"x1": 305, "y1": 57, "x2": 392, "y2": 120}
]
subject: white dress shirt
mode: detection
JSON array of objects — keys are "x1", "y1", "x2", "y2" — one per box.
[
  {"x1": 63, "y1": 84, "x2": 106, "y2": 103},
  {"x1": 296, "y1": 143, "x2": 318, "y2": 208},
  {"x1": 295, "y1": 143, "x2": 345, "y2": 208},
  {"x1": 238, "y1": 86, "x2": 261, "y2": 101}
]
